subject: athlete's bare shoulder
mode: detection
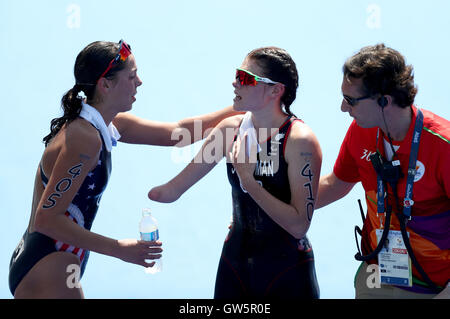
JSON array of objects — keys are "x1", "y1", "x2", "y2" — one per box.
[
  {"x1": 63, "y1": 118, "x2": 102, "y2": 154},
  {"x1": 287, "y1": 120, "x2": 319, "y2": 145},
  {"x1": 41, "y1": 118, "x2": 102, "y2": 174},
  {"x1": 285, "y1": 119, "x2": 322, "y2": 163}
]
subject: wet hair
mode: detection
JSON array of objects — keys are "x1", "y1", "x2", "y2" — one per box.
[
  {"x1": 247, "y1": 47, "x2": 299, "y2": 117},
  {"x1": 343, "y1": 43, "x2": 417, "y2": 108},
  {"x1": 43, "y1": 41, "x2": 127, "y2": 146}
]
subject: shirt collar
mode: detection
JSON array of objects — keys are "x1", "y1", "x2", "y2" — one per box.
[
  {"x1": 79, "y1": 101, "x2": 121, "y2": 152},
  {"x1": 395, "y1": 105, "x2": 418, "y2": 155},
  {"x1": 378, "y1": 105, "x2": 418, "y2": 156}
]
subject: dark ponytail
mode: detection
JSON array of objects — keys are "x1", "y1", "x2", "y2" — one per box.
[
  {"x1": 43, "y1": 41, "x2": 126, "y2": 146},
  {"x1": 43, "y1": 84, "x2": 83, "y2": 146},
  {"x1": 247, "y1": 47, "x2": 299, "y2": 117}
]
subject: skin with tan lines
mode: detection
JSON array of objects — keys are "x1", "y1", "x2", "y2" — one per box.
[{"x1": 11, "y1": 42, "x2": 240, "y2": 299}]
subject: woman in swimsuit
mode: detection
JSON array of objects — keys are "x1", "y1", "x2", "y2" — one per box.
[
  {"x1": 149, "y1": 47, "x2": 322, "y2": 298},
  {"x1": 8, "y1": 40, "x2": 239, "y2": 298}
]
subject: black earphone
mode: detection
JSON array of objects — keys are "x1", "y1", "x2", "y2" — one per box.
[{"x1": 377, "y1": 96, "x2": 388, "y2": 108}]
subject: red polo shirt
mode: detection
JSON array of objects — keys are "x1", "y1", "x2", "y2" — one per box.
[{"x1": 334, "y1": 105, "x2": 450, "y2": 288}]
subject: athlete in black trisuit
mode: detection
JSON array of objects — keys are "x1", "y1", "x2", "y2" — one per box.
[
  {"x1": 149, "y1": 47, "x2": 322, "y2": 298},
  {"x1": 9, "y1": 102, "x2": 113, "y2": 296},
  {"x1": 8, "y1": 40, "x2": 240, "y2": 298},
  {"x1": 215, "y1": 116, "x2": 319, "y2": 297}
]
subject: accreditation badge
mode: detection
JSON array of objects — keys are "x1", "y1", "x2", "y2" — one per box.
[{"x1": 376, "y1": 229, "x2": 412, "y2": 287}]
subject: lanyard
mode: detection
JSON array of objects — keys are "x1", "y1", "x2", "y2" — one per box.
[{"x1": 376, "y1": 109, "x2": 424, "y2": 219}]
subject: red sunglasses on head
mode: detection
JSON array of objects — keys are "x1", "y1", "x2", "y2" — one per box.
[
  {"x1": 97, "y1": 40, "x2": 132, "y2": 82},
  {"x1": 235, "y1": 68, "x2": 282, "y2": 86}
]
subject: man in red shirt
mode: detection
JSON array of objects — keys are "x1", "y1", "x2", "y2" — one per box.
[{"x1": 318, "y1": 44, "x2": 450, "y2": 299}]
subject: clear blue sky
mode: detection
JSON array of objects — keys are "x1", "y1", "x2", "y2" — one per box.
[{"x1": 1, "y1": 0, "x2": 449, "y2": 299}]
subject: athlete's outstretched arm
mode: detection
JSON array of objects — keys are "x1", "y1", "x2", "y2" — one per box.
[
  {"x1": 316, "y1": 172, "x2": 356, "y2": 209},
  {"x1": 112, "y1": 106, "x2": 242, "y2": 146},
  {"x1": 231, "y1": 121, "x2": 322, "y2": 239},
  {"x1": 148, "y1": 115, "x2": 242, "y2": 203}
]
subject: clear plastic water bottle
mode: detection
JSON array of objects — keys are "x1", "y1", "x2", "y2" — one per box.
[{"x1": 139, "y1": 208, "x2": 162, "y2": 274}]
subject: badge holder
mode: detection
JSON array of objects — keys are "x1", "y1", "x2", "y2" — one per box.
[{"x1": 376, "y1": 229, "x2": 413, "y2": 286}]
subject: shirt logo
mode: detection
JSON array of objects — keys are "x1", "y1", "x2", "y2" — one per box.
[
  {"x1": 361, "y1": 149, "x2": 376, "y2": 161},
  {"x1": 274, "y1": 133, "x2": 285, "y2": 142},
  {"x1": 271, "y1": 133, "x2": 285, "y2": 145},
  {"x1": 414, "y1": 160, "x2": 425, "y2": 182}
]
